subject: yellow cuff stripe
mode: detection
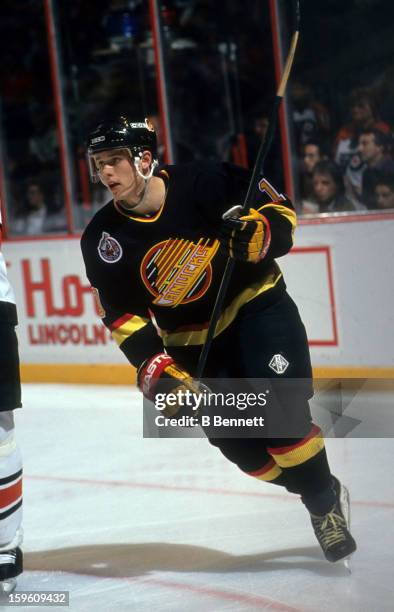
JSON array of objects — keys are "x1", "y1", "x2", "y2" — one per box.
[
  {"x1": 268, "y1": 429, "x2": 325, "y2": 468},
  {"x1": 248, "y1": 460, "x2": 282, "y2": 482},
  {"x1": 111, "y1": 315, "x2": 149, "y2": 346}
]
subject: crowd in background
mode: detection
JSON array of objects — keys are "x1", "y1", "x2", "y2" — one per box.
[
  {"x1": 1, "y1": 0, "x2": 393, "y2": 237},
  {"x1": 293, "y1": 84, "x2": 394, "y2": 214}
]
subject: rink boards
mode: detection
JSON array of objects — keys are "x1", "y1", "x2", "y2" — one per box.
[{"x1": 3, "y1": 215, "x2": 394, "y2": 383}]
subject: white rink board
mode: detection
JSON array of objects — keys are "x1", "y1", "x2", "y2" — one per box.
[
  {"x1": 3, "y1": 215, "x2": 394, "y2": 367},
  {"x1": 280, "y1": 247, "x2": 336, "y2": 344},
  {"x1": 4, "y1": 238, "x2": 124, "y2": 365},
  {"x1": 293, "y1": 217, "x2": 394, "y2": 367}
]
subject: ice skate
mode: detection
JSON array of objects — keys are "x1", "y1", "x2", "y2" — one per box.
[
  {"x1": 0, "y1": 547, "x2": 23, "y2": 595},
  {"x1": 310, "y1": 477, "x2": 356, "y2": 563}
]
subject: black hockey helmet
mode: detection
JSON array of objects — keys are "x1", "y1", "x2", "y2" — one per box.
[{"x1": 87, "y1": 116, "x2": 157, "y2": 182}]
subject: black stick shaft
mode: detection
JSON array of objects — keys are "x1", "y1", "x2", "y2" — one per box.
[{"x1": 195, "y1": 2, "x2": 300, "y2": 380}]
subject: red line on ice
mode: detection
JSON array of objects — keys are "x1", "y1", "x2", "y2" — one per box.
[
  {"x1": 136, "y1": 576, "x2": 305, "y2": 611},
  {"x1": 25, "y1": 474, "x2": 394, "y2": 509}
]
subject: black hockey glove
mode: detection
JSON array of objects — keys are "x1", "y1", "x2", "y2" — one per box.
[
  {"x1": 219, "y1": 205, "x2": 271, "y2": 263},
  {"x1": 137, "y1": 353, "x2": 208, "y2": 419}
]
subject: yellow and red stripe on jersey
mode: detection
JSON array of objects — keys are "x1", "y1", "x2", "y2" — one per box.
[
  {"x1": 109, "y1": 313, "x2": 149, "y2": 346},
  {"x1": 160, "y1": 263, "x2": 283, "y2": 347},
  {"x1": 247, "y1": 458, "x2": 282, "y2": 482},
  {"x1": 268, "y1": 425, "x2": 325, "y2": 468}
]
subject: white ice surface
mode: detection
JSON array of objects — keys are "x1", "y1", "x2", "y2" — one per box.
[{"x1": 7, "y1": 384, "x2": 394, "y2": 611}]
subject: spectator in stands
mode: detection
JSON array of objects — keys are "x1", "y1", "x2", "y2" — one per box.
[
  {"x1": 303, "y1": 160, "x2": 355, "y2": 214},
  {"x1": 373, "y1": 174, "x2": 394, "y2": 210},
  {"x1": 334, "y1": 88, "x2": 390, "y2": 170},
  {"x1": 12, "y1": 181, "x2": 66, "y2": 235},
  {"x1": 291, "y1": 81, "x2": 330, "y2": 152},
  {"x1": 358, "y1": 129, "x2": 394, "y2": 209},
  {"x1": 299, "y1": 139, "x2": 328, "y2": 200},
  {"x1": 13, "y1": 182, "x2": 47, "y2": 235},
  {"x1": 343, "y1": 148, "x2": 366, "y2": 210}
]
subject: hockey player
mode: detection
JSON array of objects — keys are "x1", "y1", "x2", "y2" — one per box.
[
  {"x1": 0, "y1": 213, "x2": 23, "y2": 594},
  {"x1": 81, "y1": 116, "x2": 357, "y2": 563}
]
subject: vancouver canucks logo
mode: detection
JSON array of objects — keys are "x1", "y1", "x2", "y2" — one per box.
[
  {"x1": 98, "y1": 232, "x2": 123, "y2": 263},
  {"x1": 140, "y1": 238, "x2": 219, "y2": 307}
]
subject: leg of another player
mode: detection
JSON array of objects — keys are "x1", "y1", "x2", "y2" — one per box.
[
  {"x1": 0, "y1": 410, "x2": 23, "y2": 594},
  {"x1": 0, "y1": 321, "x2": 23, "y2": 595}
]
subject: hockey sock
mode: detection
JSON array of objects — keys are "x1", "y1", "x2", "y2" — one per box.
[
  {"x1": 267, "y1": 425, "x2": 333, "y2": 501},
  {"x1": 0, "y1": 413, "x2": 22, "y2": 549},
  {"x1": 245, "y1": 458, "x2": 284, "y2": 484}
]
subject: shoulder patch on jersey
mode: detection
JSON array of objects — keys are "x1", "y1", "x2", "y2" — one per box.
[{"x1": 97, "y1": 232, "x2": 123, "y2": 263}]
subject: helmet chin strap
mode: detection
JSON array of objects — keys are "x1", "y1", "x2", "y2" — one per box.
[
  {"x1": 131, "y1": 156, "x2": 159, "y2": 209},
  {"x1": 116, "y1": 153, "x2": 159, "y2": 211},
  {"x1": 133, "y1": 156, "x2": 159, "y2": 181}
]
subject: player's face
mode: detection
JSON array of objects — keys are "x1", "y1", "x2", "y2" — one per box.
[
  {"x1": 312, "y1": 173, "x2": 336, "y2": 203},
  {"x1": 94, "y1": 150, "x2": 137, "y2": 198},
  {"x1": 303, "y1": 144, "x2": 320, "y2": 172},
  {"x1": 375, "y1": 185, "x2": 394, "y2": 209}
]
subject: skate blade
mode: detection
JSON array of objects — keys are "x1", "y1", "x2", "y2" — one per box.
[
  {"x1": 0, "y1": 577, "x2": 17, "y2": 595},
  {"x1": 343, "y1": 557, "x2": 351, "y2": 573}
]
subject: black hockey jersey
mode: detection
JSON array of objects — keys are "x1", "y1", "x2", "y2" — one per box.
[{"x1": 80, "y1": 162, "x2": 296, "y2": 369}]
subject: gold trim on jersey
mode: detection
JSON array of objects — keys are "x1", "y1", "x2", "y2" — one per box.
[
  {"x1": 111, "y1": 314, "x2": 149, "y2": 346},
  {"x1": 160, "y1": 263, "x2": 283, "y2": 347},
  {"x1": 258, "y1": 178, "x2": 286, "y2": 202}
]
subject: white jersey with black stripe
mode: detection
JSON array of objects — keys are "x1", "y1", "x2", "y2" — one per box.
[
  {"x1": 0, "y1": 250, "x2": 15, "y2": 304},
  {"x1": 0, "y1": 210, "x2": 16, "y2": 304}
]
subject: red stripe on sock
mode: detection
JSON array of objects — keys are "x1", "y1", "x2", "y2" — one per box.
[
  {"x1": 269, "y1": 425, "x2": 321, "y2": 455},
  {"x1": 248, "y1": 459, "x2": 276, "y2": 477},
  {"x1": 0, "y1": 479, "x2": 22, "y2": 509}
]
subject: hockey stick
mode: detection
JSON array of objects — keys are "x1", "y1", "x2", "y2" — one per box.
[{"x1": 196, "y1": 0, "x2": 300, "y2": 379}]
